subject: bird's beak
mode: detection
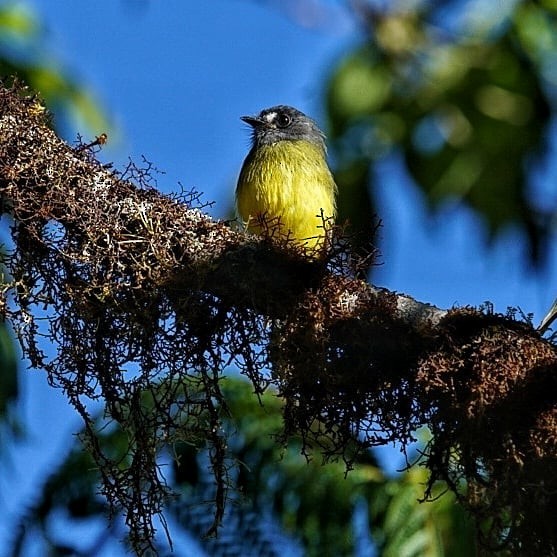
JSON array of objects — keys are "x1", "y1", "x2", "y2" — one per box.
[{"x1": 241, "y1": 115, "x2": 265, "y2": 128}]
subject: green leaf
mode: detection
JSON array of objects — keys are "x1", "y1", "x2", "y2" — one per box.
[
  {"x1": 0, "y1": 4, "x2": 38, "y2": 38},
  {"x1": 0, "y1": 3, "x2": 109, "y2": 135},
  {"x1": 0, "y1": 321, "x2": 18, "y2": 417}
]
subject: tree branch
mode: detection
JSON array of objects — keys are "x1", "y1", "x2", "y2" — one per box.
[{"x1": 1, "y1": 80, "x2": 556, "y2": 556}]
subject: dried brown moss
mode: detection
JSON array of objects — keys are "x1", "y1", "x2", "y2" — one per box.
[
  {"x1": 418, "y1": 309, "x2": 557, "y2": 554},
  {"x1": 1, "y1": 80, "x2": 557, "y2": 555}
]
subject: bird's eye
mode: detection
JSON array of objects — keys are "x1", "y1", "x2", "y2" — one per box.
[{"x1": 275, "y1": 113, "x2": 291, "y2": 128}]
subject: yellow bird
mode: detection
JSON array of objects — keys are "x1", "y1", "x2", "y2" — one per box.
[{"x1": 236, "y1": 105, "x2": 337, "y2": 256}]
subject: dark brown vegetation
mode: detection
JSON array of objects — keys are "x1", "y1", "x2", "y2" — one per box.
[{"x1": 1, "y1": 80, "x2": 556, "y2": 555}]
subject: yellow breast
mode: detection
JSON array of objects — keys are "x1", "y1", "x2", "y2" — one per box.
[{"x1": 236, "y1": 140, "x2": 337, "y2": 253}]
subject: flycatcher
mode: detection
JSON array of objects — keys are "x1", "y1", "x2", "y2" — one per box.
[{"x1": 236, "y1": 105, "x2": 337, "y2": 255}]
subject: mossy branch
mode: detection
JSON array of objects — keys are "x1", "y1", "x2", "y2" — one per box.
[{"x1": 1, "y1": 81, "x2": 556, "y2": 556}]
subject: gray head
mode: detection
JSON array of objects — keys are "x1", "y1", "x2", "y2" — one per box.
[{"x1": 241, "y1": 105, "x2": 326, "y2": 148}]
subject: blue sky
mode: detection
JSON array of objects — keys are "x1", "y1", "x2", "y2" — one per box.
[{"x1": 3, "y1": 0, "x2": 557, "y2": 554}]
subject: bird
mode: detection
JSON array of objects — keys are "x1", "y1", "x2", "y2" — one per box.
[{"x1": 236, "y1": 105, "x2": 337, "y2": 256}]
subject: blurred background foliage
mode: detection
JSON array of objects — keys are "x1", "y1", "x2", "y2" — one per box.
[
  {"x1": 329, "y1": 0, "x2": 557, "y2": 266},
  {"x1": 0, "y1": 2, "x2": 107, "y2": 134},
  {"x1": 9, "y1": 377, "x2": 477, "y2": 556},
  {"x1": 1, "y1": 0, "x2": 557, "y2": 555}
]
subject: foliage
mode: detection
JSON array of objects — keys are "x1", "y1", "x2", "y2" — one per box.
[
  {"x1": 9, "y1": 376, "x2": 477, "y2": 557},
  {"x1": 0, "y1": 318, "x2": 18, "y2": 434},
  {"x1": 0, "y1": 1, "x2": 107, "y2": 134},
  {"x1": 327, "y1": 0, "x2": 556, "y2": 264}
]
